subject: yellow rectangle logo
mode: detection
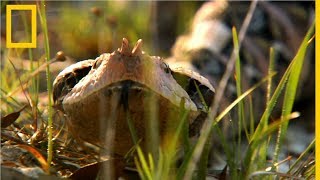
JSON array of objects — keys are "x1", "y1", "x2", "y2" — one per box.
[{"x1": 6, "y1": 5, "x2": 37, "y2": 48}]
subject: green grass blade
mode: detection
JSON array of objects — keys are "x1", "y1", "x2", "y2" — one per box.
[
  {"x1": 193, "y1": 81, "x2": 210, "y2": 179},
  {"x1": 213, "y1": 125, "x2": 235, "y2": 174},
  {"x1": 250, "y1": 69, "x2": 290, "y2": 144},
  {"x1": 135, "y1": 100, "x2": 189, "y2": 180},
  {"x1": 135, "y1": 156, "x2": 149, "y2": 180},
  {"x1": 177, "y1": 142, "x2": 196, "y2": 179},
  {"x1": 249, "y1": 95, "x2": 255, "y2": 137},
  {"x1": 145, "y1": 92, "x2": 159, "y2": 159},
  {"x1": 266, "y1": 47, "x2": 276, "y2": 106},
  {"x1": 155, "y1": 150, "x2": 164, "y2": 180},
  {"x1": 272, "y1": 21, "x2": 315, "y2": 165},
  {"x1": 287, "y1": 139, "x2": 315, "y2": 174},
  {"x1": 37, "y1": 1, "x2": 53, "y2": 168},
  {"x1": 247, "y1": 21, "x2": 314, "y2": 175},
  {"x1": 215, "y1": 73, "x2": 275, "y2": 123},
  {"x1": 168, "y1": 101, "x2": 189, "y2": 151},
  {"x1": 197, "y1": 135, "x2": 211, "y2": 180},
  {"x1": 136, "y1": 147, "x2": 152, "y2": 180},
  {"x1": 181, "y1": 2, "x2": 258, "y2": 178},
  {"x1": 193, "y1": 80, "x2": 209, "y2": 112},
  {"x1": 232, "y1": 26, "x2": 247, "y2": 164},
  {"x1": 257, "y1": 47, "x2": 276, "y2": 170},
  {"x1": 177, "y1": 73, "x2": 273, "y2": 179},
  {"x1": 126, "y1": 110, "x2": 138, "y2": 144},
  {"x1": 250, "y1": 60, "x2": 294, "y2": 144},
  {"x1": 243, "y1": 112, "x2": 300, "y2": 174},
  {"x1": 148, "y1": 153, "x2": 155, "y2": 175},
  {"x1": 304, "y1": 165, "x2": 315, "y2": 179}
]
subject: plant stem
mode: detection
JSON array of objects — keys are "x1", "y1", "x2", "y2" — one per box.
[{"x1": 38, "y1": 0, "x2": 53, "y2": 169}]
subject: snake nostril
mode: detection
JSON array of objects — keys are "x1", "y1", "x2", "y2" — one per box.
[
  {"x1": 92, "y1": 59, "x2": 102, "y2": 69},
  {"x1": 161, "y1": 62, "x2": 171, "y2": 74}
]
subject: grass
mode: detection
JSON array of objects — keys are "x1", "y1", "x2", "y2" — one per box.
[
  {"x1": 1, "y1": 2, "x2": 315, "y2": 179},
  {"x1": 37, "y1": 0, "x2": 54, "y2": 169},
  {"x1": 134, "y1": 19, "x2": 315, "y2": 180}
]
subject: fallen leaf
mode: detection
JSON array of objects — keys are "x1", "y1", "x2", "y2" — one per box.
[
  {"x1": 218, "y1": 165, "x2": 228, "y2": 180},
  {"x1": 1, "y1": 161, "x2": 20, "y2": 168},
  {"x1": 16, "y1": 144, "x2": 49, "y2": 174},
  {"x1": 1, "y1": 105, "x2": 27, "y2": 128}
]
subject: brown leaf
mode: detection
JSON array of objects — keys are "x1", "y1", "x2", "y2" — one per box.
[
  {"x1": 1, "y1": 161, "x2": 20, "y2": 168},
  {"x1": 218, "y1": 165, "x2": 228, "y2": 180},
  {"x1": 16, "y1": 144, "x2": 49, "y2": 174},
  {"x1": 1, "y1": 105, "x2": 27, "y2": 128}
]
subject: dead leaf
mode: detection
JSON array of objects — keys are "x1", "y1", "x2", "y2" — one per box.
[
  {"x1": 1, "y1": 105, "x2": 27, "y2": 128},
  {"x1": 1, "y1": 161, "x2": 20, "y2": 168},
  {"x1": 16, "y1": 144, "x2": 49, "y2": 174},
  {"x1": 218, "y1": 165, "x2": 228, "y2": 180}
]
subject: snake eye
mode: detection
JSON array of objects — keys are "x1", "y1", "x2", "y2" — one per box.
[{"x1": 161, "y1": 62, "x2": 171, "y2": 74}]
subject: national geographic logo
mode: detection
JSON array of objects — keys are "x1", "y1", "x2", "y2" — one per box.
[{"x1": 6, "y1": 5, "x2": 37, "y2": 48}]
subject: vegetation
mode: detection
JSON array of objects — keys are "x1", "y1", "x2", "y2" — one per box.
[{"x1": 1, "y1": 1, "x2": 315, "y2": 179}]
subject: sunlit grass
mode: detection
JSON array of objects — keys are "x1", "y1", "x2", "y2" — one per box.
[
  {"x1": 37, "y1": 0, "x2": 53, "y2": 169},
  {"x1": 272, "y1": 21, "x2": 315, "y2": 166},
  {"x1": 134, "y1": 20, "x2": 314, "y2": 180}
]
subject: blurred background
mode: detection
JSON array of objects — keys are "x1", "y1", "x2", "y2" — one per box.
[{"x1": 1, "y1": 0, "x2": 315, "y2": 177}]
